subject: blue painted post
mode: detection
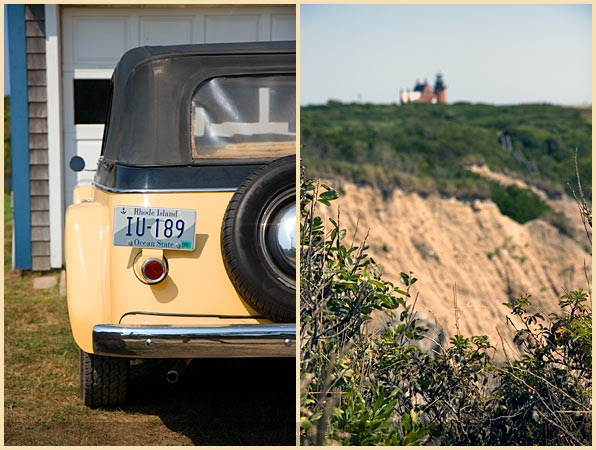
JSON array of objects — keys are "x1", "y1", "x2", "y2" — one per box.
[{"x1": 8, "y1": 4, "x2": 32, "y2": 270}]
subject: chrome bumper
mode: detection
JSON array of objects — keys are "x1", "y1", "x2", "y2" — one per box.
[{"x1": 92, "y1": 323, "x2": 295, "y2": 358}]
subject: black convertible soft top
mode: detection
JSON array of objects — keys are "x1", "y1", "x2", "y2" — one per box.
[{"x1": 100, "y1": 41, "x2": 295, "y2": 168}]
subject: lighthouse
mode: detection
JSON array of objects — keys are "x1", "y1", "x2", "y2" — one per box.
[{"x1": 434, "y1": 73, "x2": 447, "y2": 104}]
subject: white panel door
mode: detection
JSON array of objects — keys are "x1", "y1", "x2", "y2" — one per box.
[
  {"x1": 205, "y1": 15, "x2": 260, "y2": 42},
  {"x1": 60, "y1": 5, "x2": 295, "y2": 212},
  {"x1": 72, "y1": 17, "x2": 129, "y2": 64},
  {"x1": 140, "y1": 17, "x2": 193, "y2": 45},
  {"x1": 271, "y1": 14, "x2": 296, "y2": 41}
]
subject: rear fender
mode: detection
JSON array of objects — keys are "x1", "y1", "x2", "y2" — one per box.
[{"x1": 65, "y1": 200, "x2": 110, "y2": 353}]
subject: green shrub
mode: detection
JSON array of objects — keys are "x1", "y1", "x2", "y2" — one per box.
[
  {"x1": 300, "y1": 174, "x2": 431, "y2": 445},
  {"x1": 492, "y1": 291, "x2": 592, "y2": 445},
  {"x1": 490, "y1": 184, "x2": 550, "y2": 223}
]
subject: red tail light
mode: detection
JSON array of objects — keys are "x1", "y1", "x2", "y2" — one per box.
[{"x1": 141, "y1": 257, "x2": 168, "y2": 284}]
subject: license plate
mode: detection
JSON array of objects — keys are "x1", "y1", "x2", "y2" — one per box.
[{"x1": 113, "y1": 205, "x2": 196, "y2": 251}]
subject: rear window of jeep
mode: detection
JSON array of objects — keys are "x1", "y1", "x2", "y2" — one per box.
[{"x1": 191, "y1": 75, "x2": 296, "y2": 159}]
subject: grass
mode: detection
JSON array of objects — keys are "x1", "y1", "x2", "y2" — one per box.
[{"x1": 4, "y1": 194, "x2": 296, "y2": 445}]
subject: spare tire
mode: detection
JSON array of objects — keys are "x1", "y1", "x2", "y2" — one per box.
[{"x1": 221, "y1": 155, "x2": 296, "y2": 323}]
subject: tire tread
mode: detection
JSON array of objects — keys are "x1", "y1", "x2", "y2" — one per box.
[{"x1": 79, "y1": 349, "x2": 129, "y2": 407}]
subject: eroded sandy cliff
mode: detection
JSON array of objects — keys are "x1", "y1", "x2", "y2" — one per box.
[{"x1": 316, "y1": 175, "x2": 591, "y2": 360}]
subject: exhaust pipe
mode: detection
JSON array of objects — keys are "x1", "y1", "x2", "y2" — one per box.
[{"x1": 166, "y1": 358, "x2": 192, "y2": 384}]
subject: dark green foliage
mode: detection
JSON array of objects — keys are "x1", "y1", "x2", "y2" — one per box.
[
  {"x1": 495, "y1": 291, "x2": 592, "y2": 445},
  {"x1": 302, "y1": 102, "x2": 591, "y2": 199},
  {"x1": 300, "y1": 176, "x2": 592, "y2": 446},
  {"x1": 300, "y1": 174, "x2": 431, "y2": 445},
  {"x1": 490, "y1": 184, "x2": 551, "y2": 223}
]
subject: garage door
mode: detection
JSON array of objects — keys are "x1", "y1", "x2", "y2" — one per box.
[{"x1": 60, "y1": 5, "x2": 295, "y2": 208}]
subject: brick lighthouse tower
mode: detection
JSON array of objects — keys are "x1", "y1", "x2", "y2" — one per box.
[{"x1": 434, "y1": 73, "x2": 447, "y2": 104}]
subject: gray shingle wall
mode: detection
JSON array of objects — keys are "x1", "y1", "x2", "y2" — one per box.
[{"x1": 26, "y1": 5, "x2": 50, "y2": 271}]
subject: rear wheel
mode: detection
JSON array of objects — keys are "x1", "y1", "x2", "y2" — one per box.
[
  {"x1": 221, "y1": 155, "x2": 296, "y2": 323},
  {"x1": 79, "y1": 349, "x2": 129, "y2": 407}
]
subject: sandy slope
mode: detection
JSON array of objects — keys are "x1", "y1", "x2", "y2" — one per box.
[{"x1": 316, "y1": 177, "x2": 591, "y2": 361}]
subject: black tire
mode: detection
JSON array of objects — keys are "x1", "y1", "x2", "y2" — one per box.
[
  {"x1": 79, "y1": 349, "x2": 129, "y2": 407},
  {"x1": 221, "y1": 155, "x2": 296, "y2": 323}
]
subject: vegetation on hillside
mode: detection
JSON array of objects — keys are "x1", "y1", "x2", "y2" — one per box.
[
  {"x1": 300, "y1": 175, "x2": 592, "y2": 445},
  {"x1": 301, "y1": 102, "x2": 591, "y2": 201}
]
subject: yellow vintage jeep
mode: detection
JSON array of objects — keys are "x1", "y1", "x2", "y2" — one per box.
[{"x1": 65, "y1": 42, "x2": 296, "y2": 407}]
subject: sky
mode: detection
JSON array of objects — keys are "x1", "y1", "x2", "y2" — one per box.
[
  {"x1": 301, "y1": 4, "x2": 592, "y2": 105},
  {"x1": 4, "y1": 5, "x2": 591, "y2": 103}
]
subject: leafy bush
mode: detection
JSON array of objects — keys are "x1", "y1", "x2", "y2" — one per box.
[
  {"x1": 490, "y1": 184, "x2": 551, "y2": 223},
  {"x1": 300, "y1": 174, "x2": 592, "y2": 446},
  {"x1": 493, "y1": 291, "x2": 592, "y2": 445},
  {"x1": 300, "y1": 175, "x2": 431, "y2": 445}
]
